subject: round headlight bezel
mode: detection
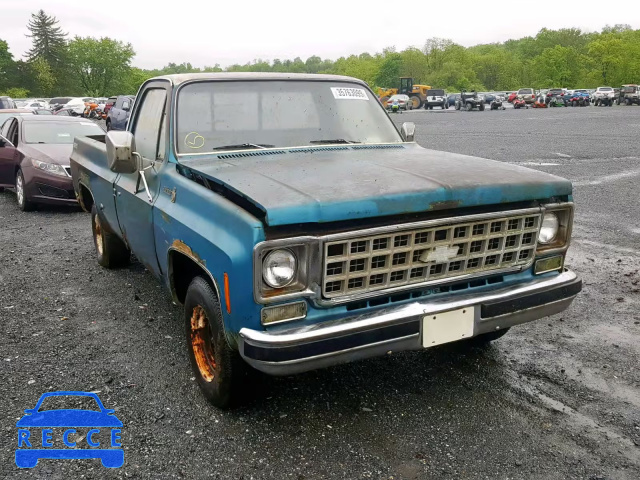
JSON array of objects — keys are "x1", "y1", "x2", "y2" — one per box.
[
  {"x1": 262, "y1": 249, "x2": 297, "y2": 288},
  {"x1": 538, "y1": 212, "x2": 560, "y2": 244}
]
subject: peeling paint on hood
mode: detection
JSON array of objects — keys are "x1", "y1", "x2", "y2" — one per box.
[{"x1": 184, "y1": 145, "x2": 572, "y2": 226}]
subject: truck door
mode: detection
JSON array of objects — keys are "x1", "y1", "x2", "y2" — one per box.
[{"x1": 114, "y1": 83, "x2": 169, "y2": 276}]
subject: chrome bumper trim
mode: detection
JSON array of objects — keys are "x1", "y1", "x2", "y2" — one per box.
[{"x1": 239, "y1": 269, "x2": 580, "y2": 375}]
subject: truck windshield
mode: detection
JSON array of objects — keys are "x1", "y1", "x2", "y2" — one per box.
[
  {"x1": 23, "y1": 121, "x2": 104, "y2": 144},
  {"x1": 176, "y1": 80, "x2": 402, "y2": 154}
]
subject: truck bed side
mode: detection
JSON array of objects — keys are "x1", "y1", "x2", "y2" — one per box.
[{"x1": 70, "y1": 135, "x2": 121, "y2": 237}]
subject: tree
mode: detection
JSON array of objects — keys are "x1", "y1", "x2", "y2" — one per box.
[
  {"x1": 67, "y1": 37, "x2": 135, "y2": 96},
  {"x1": 25, "y1": 10, "x2": 67, "y2": 66},
  {"x1": 588, "y1": 35, "x2": 624, "y2": 84},
  {"x1": 0, "y1": 39, "x2": 17, "y2": 92},
  {"x1": 375, "y1": 53, "x2": 402, "y2": 88},
  {"x1": 30, "y1": 57, "x2": 56, "y2": 96}
]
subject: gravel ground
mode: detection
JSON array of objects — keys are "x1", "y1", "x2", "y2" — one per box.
[{"x1": 1, "y1": 106, "x2": 639, "y2": 479}]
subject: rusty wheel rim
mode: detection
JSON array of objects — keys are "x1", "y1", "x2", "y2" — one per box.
[
  {"x1": 190, "y1": 305, "x2": 216, "y2": 382},
  {"x1": 94, "y1": 214, "x2": 104, "y2": 256}
]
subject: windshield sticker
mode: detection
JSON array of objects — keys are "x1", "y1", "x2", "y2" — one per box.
[
  {"x1": 331, "y1": 87, "x2": 369, "y2": 100},
  {"x1": 184, "y1": 132, "x2": 205, "y2": 149}
]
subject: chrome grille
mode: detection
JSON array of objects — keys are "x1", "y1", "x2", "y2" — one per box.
[{"x1": 322, "y1": 212, "x2": 541, "y2": 298}]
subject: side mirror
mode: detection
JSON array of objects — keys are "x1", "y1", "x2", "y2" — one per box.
[
  {"x1": 401, "y1": 122, "x2": 415, "y2": 142},
  {"x1": 106, "y1": 131, "x2": 138, "y2": 174}
]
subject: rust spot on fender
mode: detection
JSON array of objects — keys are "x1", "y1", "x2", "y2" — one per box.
[
  {"x1": 171, "y1": 239, "x2": 206, "y2": 266},
  {"x1": 428, "y1": 200, "x2": 462, "y2": 211}
]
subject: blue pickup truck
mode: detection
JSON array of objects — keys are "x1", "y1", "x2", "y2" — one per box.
[{"x1": 70, "y1": 73, "x2": 581, "y2": 408}]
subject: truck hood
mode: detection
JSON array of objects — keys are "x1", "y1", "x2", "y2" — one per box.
[{"x1": 183, "y1": 144, "x2": 572, "y2": 226}]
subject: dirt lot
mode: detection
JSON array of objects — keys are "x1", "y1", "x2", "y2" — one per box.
[{"x1": 1, "y1": 106, "x2": 639, "y2": 479}]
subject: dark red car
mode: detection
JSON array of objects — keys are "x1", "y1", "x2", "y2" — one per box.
[{"x1": 0, "y1": 115, "x2": 104, "y2": 210}]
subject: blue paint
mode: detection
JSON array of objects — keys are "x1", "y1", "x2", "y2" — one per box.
[{"x1": 70, "y1": 74, "x2": 575, "y2": 352}]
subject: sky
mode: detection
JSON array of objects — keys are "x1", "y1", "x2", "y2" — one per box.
[{"x1": 4, "y1": 0, "x2": 640, "y2": 69}]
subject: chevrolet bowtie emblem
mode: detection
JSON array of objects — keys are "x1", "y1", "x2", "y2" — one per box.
[{"x1": 419, "y1": 245, "x2": 460, "y2": 263}]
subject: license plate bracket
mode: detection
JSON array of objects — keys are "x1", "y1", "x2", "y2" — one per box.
[{"x1": 422, "y1": 307, "x2": 475, "y2": 348}]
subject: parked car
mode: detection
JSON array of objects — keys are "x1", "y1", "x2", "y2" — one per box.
[
  {"x1": 592, "y1": 87, "x2": 615, "y2": 106},
  {"x1": 0, "y1": 115, "x2": 104, "y2": 210},
  {"x1": 617, "y1": 84, "x2": 640, "y2": 105},
  {"x1": 516, "y1": 88, "x2": 536, "y2": 104},
  {"x1": 53, "y1": 107, "x2": 79, "y2": 116},
  {"x1": 385, "y1": 94, "x2": 413, "y2": 111},
  {"x1": 64, "y1": 97, "x2": 92, "y2": 116},
  {"x1": 0, "y1": 109, "x2": 33, "y2": 126},
  {"x1": 456, "y1": 90, "x2": 485, "y2": 111},
  {"x1": 49, "y1": 97, "x2": 73, "y2": 112},
  {"x1": 32, "y1": 109, "x2": 53, "y2": 115},
  {"x1": 424, "y1": 89, "x2": 447, "y2": 109},
  {"x1": 446, "y1": 93, "x2": 461, "y2": 108},
  {"x1": 544, "y1": 88, "x2": 568, "y2": 105},
  {"x1": 567, "y1": 90, "x2": 590, "y2": 107},
  {"x1": 106, "y1": 95, "x2": 135, "y2": 131},
  {"x1": 104, "y1": 96, "x2": 117, "y2": 114},
  {"x1": 21, "y1": 100, "x2": 48, "y2": 111},
  {"x1": 70, "y1": 73, "x2": 581, "y2": 408},
  {"x1": 0, "y1": 96, "x2": 16, "y2": 109}
]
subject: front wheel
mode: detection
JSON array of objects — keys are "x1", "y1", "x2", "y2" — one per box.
[
  {"x1": 91, "y1": 204, "x2": 130, "y2": 268},
  {"x1": 185, "y1": 276, "x2": 248, "y2": 408},
  {"x1": 15, "y1": 169, "x2": 34, "y2": 212},
  {"x1": 479, "y1": 103, "x2": 485, "y2": 111},
  {"x1": 466, "y1": 103, "x2": 472, "y2": 111}
]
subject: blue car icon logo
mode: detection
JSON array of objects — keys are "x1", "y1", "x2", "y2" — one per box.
[{"x1": 16, "y1": 391, "x2": 123, "y2": 468}]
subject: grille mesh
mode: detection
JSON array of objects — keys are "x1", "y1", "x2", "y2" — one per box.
[{"x1": 322, "y1": 212, "x2": 540, "y2": 298}]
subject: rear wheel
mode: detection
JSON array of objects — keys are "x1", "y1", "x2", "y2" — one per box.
[
  {"x1": 15, "y1": 169, "x2": 34, "y2": 212},
  {"x1": 91, "y1": 204, "x2": 130, "y2": 268},
  {"x1": 184, "y1": 276, "x2": 247, "y2": 409},
  {"x1": 466, "y1": 103, "x2": 472, "y2": 111},
  {"x1": 410, "y1": 95, "x2": 422, "y2": 109},
  {"x1": 625, "y1": 98, "x2": 631, "y2": 106},
  {"x1": 479, "y1": 103, "x2": 485, "y2": 111},
  {"x1": 106, "y1": 120, "x2": 111, "y2": 131},
  {"x1": 455, "y1": 102, "x2": 460, "y2": 110}
]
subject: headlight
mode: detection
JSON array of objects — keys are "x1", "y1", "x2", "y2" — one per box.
[
  {"x1": 32, "y1": 159, "x2": 68, "y2": 177},
  {"x1": 262, "y1": 249, "x2": 297, "y2": 288},
  {"x1": 538, "y1": 212, "x2": 559, "y2": 244}
]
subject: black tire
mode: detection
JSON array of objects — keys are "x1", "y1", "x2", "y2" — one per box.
[
  {"x1": 15, "y1": 169, "x2": 34, "y2": 212},
  {"x1": 91, "y1": 204, "x2": 130, "y2": 268},
  {"x1": 455, "y1": 102, "x2": 460, "y2": 110},
  {"x1": 184, "y1": 276, "x2": 247, "y2": 409},
  {"x1": 106, "y1": 120, "x2": 111, "y2": 131},
  {"x1": 479, "y1": 103, "x2": 485, "y2": 111},
  {"x1": 625, "y1": 98, "x2": 631, "y2": 106},
  {"x1": 466, "y1": 103, "x2": 472, "y2": 111},
  {"x1": 410, "y1": 95, "x2": 422, "y2": 109}
]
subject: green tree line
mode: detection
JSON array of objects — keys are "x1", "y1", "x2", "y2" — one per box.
[{"x1": 1, "y1": 11, "x2": 639, "y2": 98}]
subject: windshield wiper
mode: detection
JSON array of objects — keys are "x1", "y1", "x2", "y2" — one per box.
[
  {"x1": 211, "y1": 143, "x2": 274, "y2": 151},
  {"x1": 309, "y1": 139, "x2": 360, "y2": 145}
]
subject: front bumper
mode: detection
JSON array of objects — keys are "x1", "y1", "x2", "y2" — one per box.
[
  {"x1": 239, "y1": 269, "x2": 581, "y2": 375},
  {"x1": 23, "y1": 166, "x2": 77, "y2": 206}
]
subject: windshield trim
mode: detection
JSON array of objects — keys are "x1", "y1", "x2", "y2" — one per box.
[{"x1": 171, "y1": 78, "x2": 403, "y2": 159}]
